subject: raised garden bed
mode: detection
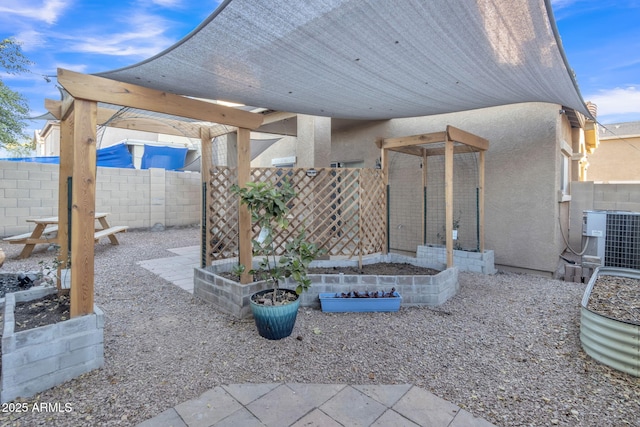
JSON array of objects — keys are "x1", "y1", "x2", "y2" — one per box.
[
  {"x1": 194, "y1": 253, "x2": 459, "y2": 319},
  {"x1": 1, "y1": 286, "x2": 104, "y2": 403},
  {"x1": 580, "y1": 266, "x2": 640, "y2": 377}
]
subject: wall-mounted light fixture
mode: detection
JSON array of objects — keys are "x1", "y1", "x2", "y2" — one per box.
[{"x1": 306, "y1": 168, "x2": 318, "y2": 177}]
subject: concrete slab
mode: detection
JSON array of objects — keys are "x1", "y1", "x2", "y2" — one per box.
[
  {"x1": 320, "y1": 386, "x2": 388, "y2": 426},
  {"x1": 353, "y1": 383, "x2": 412, "y2": 407},
  {"x1": 222, "y1": 383, "x2": 280, "y2": 405},
  {"x1": 392, "y1": 386, "x2": 460, "y2": 427},
  {"x1": 212, "y1": 407, "x2": 264, "y2": 427},
  {"x1": 137, "y1": 408, "x2": 187, "y2": 427},
  {"x1": 371, "y1": 409, "x2": 420, "y2": 426},
  {"x1": 291, "y1": 408, "x2": 343, "y2": 427},
  {"x1": 246, "y1": 384, "x2": 318, "y2": 426},
  {"x1": 174, "y1": 387, "x2": 242, "y2": 427}
]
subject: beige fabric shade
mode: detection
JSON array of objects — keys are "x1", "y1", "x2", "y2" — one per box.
[{"x1": 97, "y1": 0, "x2": 589, "y2": 120}]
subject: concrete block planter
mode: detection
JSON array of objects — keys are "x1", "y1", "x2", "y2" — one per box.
[
  {"x1": 1, "y1": 286, "x2": 104, "y2": 403},
  {"x1": 195, "y1": 254, "x2": 459, "y2": 318},
  {"x1": 416, "y1": 245, "x2": 496, "y2": 274}
]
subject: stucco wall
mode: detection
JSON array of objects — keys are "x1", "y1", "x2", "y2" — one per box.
[
  {"x1": 0, "y1": 161, "x2": 200, "y2": 237},
  {"x1": 586, "y1": 136, "x2": 640, "y2": 183},
  {"x1": 330, "y1": 103, "x2": 570, "y2": 274}
]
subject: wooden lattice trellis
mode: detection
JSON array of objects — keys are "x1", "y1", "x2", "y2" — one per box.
[{"x1": 206, "y1": 167, "x2": 386, "y2": 262}]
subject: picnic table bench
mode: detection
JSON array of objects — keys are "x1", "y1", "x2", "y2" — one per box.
[{"x1": 3, "y1": 213, "x2": 128, "y2": 259}]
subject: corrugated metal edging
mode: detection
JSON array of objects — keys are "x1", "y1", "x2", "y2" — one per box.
[{"x1": 580, "y1": 267, "x2": 640, "y2": 377}]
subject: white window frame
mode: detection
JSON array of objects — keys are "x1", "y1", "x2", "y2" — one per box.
[{"x1": 559, "y1": 140, "x2": 572, "y2": 202}]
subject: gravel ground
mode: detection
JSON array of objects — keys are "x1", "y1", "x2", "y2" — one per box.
[{"x1": 0, "y1": 226, "x2": 639, "y2": 427}]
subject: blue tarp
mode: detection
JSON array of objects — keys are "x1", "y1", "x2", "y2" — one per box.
[
  {"x1": 96, "y1": 143, "x2": 135, "y2": 168},
  {"x1": 0, "y1": 143, "x2": 135, "y2": 168},
  {"x1": 140, "y1": 144, "x2": 187, "y2": 171}
]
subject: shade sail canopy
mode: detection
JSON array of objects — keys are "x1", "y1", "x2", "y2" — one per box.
[{"x1": 97, "y1": 0, "x2": 589, "y2": 120}]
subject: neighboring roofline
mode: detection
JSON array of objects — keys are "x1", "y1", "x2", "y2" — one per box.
[{"x1": 600, "y1": 133, "x2": 640, "y2": 141}]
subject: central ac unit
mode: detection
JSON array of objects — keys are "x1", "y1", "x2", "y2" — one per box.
[{"x1": 582, "y1": 210, "x2": 640, "y2": 270}]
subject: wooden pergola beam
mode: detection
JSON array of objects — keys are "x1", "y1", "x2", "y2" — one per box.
[
  {"x1": 104, "y1": 117, "x2": 201, "y2": 139},
  {"x1": 57, "y1": 68, "x2": 264, "y2": 130},
  {"x1": 386, "y1": 145, "x2": 425, "y2": 157},
  {"x1": 423, "y1": 144, "x2": 480, "y2": 157},
  {"x1": 446, "y1": 125, "x2": 489, "y2": 151},
  {"x1": 379, "y1": 132, "x2": 447, "y2": 150},
  {"x1": 380, "y1": 127, "x2": 488, "y2": 152}
]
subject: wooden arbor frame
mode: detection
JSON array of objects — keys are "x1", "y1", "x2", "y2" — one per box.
[
  {"x1": 46, "y1": 68, "x2": 266, "y2": 317},
  {"x1": 377, "y1": 125, "x2": 488, "y2": 268}
]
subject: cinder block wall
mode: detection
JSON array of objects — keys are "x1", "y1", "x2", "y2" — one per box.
[
  {"x1": 0, "y1": 161, "x2": 201, "y2": 237},
  {"x1": 569, "y1": 182, "x2": 640, "y2": 248}
]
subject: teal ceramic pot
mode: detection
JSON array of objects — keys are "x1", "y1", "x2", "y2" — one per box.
[{"x1": 250, "y1": 289, "x2": 300, "y2": 340}]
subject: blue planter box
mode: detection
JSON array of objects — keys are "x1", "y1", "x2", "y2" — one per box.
[{"x1": 319, "y1": 292, "x2": 402, "y2": 313}]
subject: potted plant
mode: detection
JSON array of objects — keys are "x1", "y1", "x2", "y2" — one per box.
[{"x1": 231, "y1": 180, "x2": 323, "y2": 340}]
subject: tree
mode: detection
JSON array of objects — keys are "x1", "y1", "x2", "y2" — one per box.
[{"x1": 0, "y1": 38, "x2": 33, "y2": 149}]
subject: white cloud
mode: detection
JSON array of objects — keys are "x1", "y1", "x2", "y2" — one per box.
[
  {"x1": 550, "y1": 0, "x2": 578, "y2": 9},
  {"x1": 14, "y1": 30, "x2": 48, "y2": 52},
  {"x1": 62, "y1": 12, "x2": 176, "y2": 58},
  {"x1": 149, "y1": 0, "x2": 183, "y2": 7},
  {"x1": 587, "y1": 86, "x2": 640, "y2": 116},
  {"x1": 0, "y1": 0, "x2": 70, "y2": 25}
]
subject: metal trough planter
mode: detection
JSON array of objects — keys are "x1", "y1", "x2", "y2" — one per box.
[
  {"x1": 319, "y1": 292, "x2": 402, "y2": 313},
  {"x1": 580, "y1": 266, "x2": 640, "y2": 377}
]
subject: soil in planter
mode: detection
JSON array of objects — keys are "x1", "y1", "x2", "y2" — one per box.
[
  {"x1": 587, "y1": 275, "x2": 640, "y2": 325},
  {"x1": 220, "y1": 263, "x2": 440, "y2": 283},
  {"x1": 252, "y1": 289, "x2": 298, "y2": 306},
  {"x1": 14, "y1": 293, "x2": 70, "y2": 332},
  {"x1": 309, "y1": 262, "x2": 440, "y2": 276}
]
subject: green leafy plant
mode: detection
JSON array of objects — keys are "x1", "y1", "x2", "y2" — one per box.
[
  {"x1": 231, "y1": 180, "x2": 324, "y2": 304},
  {"x1": 230, "y1": 263, "x2": 246, "y2": 278}
]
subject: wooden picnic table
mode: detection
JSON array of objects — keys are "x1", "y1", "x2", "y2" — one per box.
[{"x1": 3, "y1": 212, "x2": 128, "y2": 259}]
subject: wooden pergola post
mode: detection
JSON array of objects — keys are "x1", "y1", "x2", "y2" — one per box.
[
  {"x1": 237, "y1": 128, "x2": 252, "y2": 284},
  {"x1": 70, "y1": 98, "x2": 98, "y2": 317},
  {"x1": 200, "y1": 128, "x2": 213, "y2": 267},
  {"x1": 444, "y1": 134, "x2": 454, "y2": 268},
  {"x1": 377, "y1": 139, "x2": 390, "y2": 255}
]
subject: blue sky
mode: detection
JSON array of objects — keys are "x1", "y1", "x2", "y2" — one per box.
[{"x1": 1, "y1": 0, "x2": 639, "y2": 135}]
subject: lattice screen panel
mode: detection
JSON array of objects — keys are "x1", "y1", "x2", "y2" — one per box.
[
  {"x1": 206, "y1": 166, "x2": 386, "y2": 262},
  {"x1": 208, "y1": 166, "x2": 238, "y2": 260}
]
